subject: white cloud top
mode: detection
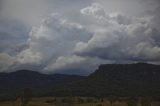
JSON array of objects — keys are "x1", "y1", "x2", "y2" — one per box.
[{"x1": 0, "y1": 0, "x2": 160, "y2": 75}]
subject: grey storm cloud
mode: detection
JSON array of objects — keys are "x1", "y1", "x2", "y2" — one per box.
[
  {"x1": 0, "y1": 0, "x2": 160, "y2": 75},
  {"x1": 75, "y1": 3, "x2": 160, "y2": 62},
  {"x1": 17, "y1": 14, "x2": 98, "y2": 74},
  {"x1": 0, "y1": 16, "x2": 29, "y2": 54}
]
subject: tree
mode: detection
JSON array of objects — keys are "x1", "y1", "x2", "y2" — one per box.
[
  {"x1": 108, "y1": 96, "x2": 117, "y2": 106},
  {"x1": 21, "y1": 88, "x2": 33, "y2": 106},
  {"x1": 96, "y1": 104, "x2": 102, "y2": 106},
  {"x1": 56, "y1": 97, "x2": 74, "y2": 106},
  {"x1": 140, "y1": 98, "x2": 152, "y2": 106},
  {"x1": 86, "y1": 98, "x2": 94, "y2": 103},
  {"x1": 126, "y1": 97, "x2": 138, "y2": 106},
  {"x1": 77, "y1": 98, "x2": 84, "y2": 104}
]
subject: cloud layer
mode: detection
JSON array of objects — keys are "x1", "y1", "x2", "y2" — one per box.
[{"x1": 0, "y1": 0, "x2": 160, "y2": 75}]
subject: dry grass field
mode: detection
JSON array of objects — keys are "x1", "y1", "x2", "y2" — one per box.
[{"x1": 0, "y1": 97, "x2": 160, "y2": 106}]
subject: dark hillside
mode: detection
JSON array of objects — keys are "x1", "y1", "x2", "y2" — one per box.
[
  {"x1": 51, "y1": 63, "x2": 160, "y2": 98},
  {"x1": 0, "y1": 70, "x2": 85, "y2": 99}
]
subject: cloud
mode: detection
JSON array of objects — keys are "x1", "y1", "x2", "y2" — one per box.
[
  {"x1": 16, "y1": 14, "x2": 94, "y2": 74},
  {"x1": 1, "y1": 0, "x2": 49, "y2": 26},
  {"x1": 74, "y1": 3, "x2": 160, "y2": 63},
  {"x1": 20, "y1": 3, "x2": 160, "y2": 74},
  {"x1": 80, "y1": 3, "x2": 106, "y2": 19},
  {"x1": 0, "y1": 0, "x2": 160, "y2": 75},
  {"x1": 17, "y1": 49, "x2": 42, "y2": 64},
  {"x1": 44, "y1": 55, "x2": 112, "y2": 75},
  {"x1": 0, "y1": 53, "x2": 16, "y2": 72},
  {"x1": 1, "y1": 0, "x2": 92, "y2": 26},
  {"x1": 0, "y1": 16, "x2": 29, "y2": 56}
]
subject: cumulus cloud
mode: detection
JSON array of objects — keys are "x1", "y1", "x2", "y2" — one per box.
[
  {"x1": 44, "y1": 55, "x2": 112, "y2": 75},
  {"x1": 0, "y1": 53, "x2": 16, "y2": 72},
  {"x1": 17, "y1": 49, "x2": 42, "y2": 64},
  {"x1": 20, "y1": 2, "x2": 160, "y2": 74},
  {"x1": 0, "y1": 16, "x2": 29, "y2": 54},
  {"x1": 80, "y1": 3, "x2": 106, "y2": 19},
  {"x1": 75, "y1": 3, "x2": 160, "y2": 63},
  {"x1": 16, "y1": 14, "x2": 94, "y2": 74},
  {"x1": 0, "y1": 0, "x2": 160, "y2": 75}
]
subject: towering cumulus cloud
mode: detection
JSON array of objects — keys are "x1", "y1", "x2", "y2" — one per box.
[
  {"x1": 75, "y1": 3, "x2": 160, "y2": 62},
  {"x1": 0, "y1": 0, "x2": 160, "y2": 75}
]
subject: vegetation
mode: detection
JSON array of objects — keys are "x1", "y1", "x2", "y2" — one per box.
[
  {"x1": 140, "y1": 98, "x2": 152, "y2": 106},
  {"x1": 0, "y1": 96, "x2": 159, "y2": 106},
  {"x1": 21, "y1": 88, "x2": 33, "y2": 106},
  {"x1": 126, "y1": 97, "x2": 138, "y2": 106},
  {"x1": 1, "y1": 63, "x2": 160, "y2": 106},
  {"x1": 1, "y1": 63, "x2": 160, "y2": 99}
]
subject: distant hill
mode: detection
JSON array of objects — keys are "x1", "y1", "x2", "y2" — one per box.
[
  {"x1": 51, "y1": 63, "x2": 160, "y2": 98},
  {"x1": 0, "y1": 70, "x2": 85, "y2": 99},
  {"x1": 1, "y1": 63, "x2": 160, "y2": 99}
]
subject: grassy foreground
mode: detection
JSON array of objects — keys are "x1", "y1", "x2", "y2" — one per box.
[{"x1": 0, "y1": 97, "x2": 160, "y2": 106}]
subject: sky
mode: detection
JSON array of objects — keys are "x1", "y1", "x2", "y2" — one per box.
[{"x1": 0, "y1": 0, "x2": 160, "y2": 75}]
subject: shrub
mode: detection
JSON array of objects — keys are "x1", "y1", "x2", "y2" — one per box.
[
  {"x1": 45, "y1": 98, "x2": 57, "y2": 103},
  {"x1": 77, "y1": 98, "x2": 84, "y2": 104},
  {"x1": 140, "y1": 98, "x2": 152, "y2": 106},
  {"x1": 126, "y1": 97, "x2": 138, "y2": 106},
  {"x1": 96, "y1": 104, "x2": 102, "y2": 106},
  {"x1": 21, "y1": 88, "x2": 33, "y2": 106},
  {"x1": 86, "y1": 98, "x2": 94, "y2": 103}
]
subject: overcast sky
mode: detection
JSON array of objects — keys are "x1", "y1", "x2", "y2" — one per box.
[{"x1": 0, "y1": 0, "x2": 160, "y2": 75}]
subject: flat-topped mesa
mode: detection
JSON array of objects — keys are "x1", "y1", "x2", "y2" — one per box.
[
  {"x1": 89, "y1": 63, "x2": 160, "y2": 85},
  {"x1": 97, "y1": 63, "x2": 160, "y2": 73},
  {"x1": 50, "y1": 63, "x2": 160, "y2": 97}
]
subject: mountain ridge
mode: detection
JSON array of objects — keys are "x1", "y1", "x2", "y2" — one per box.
[
  {"x1": 0, "y1": 69, "x2": 85, "y2": 99},
  {"x1": 50, "y1": 63, "x2": 160, "y2": 97},
  {"x1": 1, "y1": 63, "x2": 160, "y2": 99}
]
